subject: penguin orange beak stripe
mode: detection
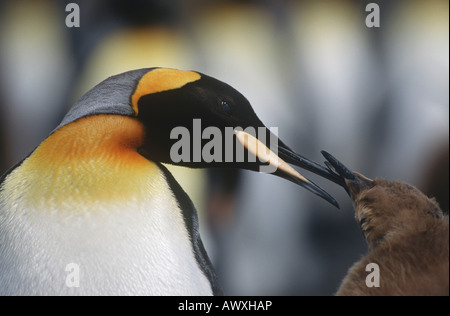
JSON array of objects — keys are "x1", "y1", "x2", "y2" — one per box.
[{"x1": 235, "y1": 130, "x2": 340, "y2": 208}]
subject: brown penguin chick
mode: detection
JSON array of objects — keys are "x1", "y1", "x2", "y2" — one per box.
[{"x1": 322, "y1": 151, "x2": 449, "y2": 296}]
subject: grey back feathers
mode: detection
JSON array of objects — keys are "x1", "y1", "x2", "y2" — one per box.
[{"x1": 54, "y1": 68, "x2": 152, "y2": 132}]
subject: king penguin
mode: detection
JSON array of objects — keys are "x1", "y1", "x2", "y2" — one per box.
[
  {"x1": 322, "y1": 151, "x2": 449, "y2": 296},
  {"x1": 0, "y1": 68, "x2": 341, "y2": 296}
]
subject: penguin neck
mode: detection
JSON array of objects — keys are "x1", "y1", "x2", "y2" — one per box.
[
  {"x1": 16, "y1": 115, "x2": 158, "y2": 208},
  {"x1": 46, "y1": 114, "x2": 147, "y2": 166}
]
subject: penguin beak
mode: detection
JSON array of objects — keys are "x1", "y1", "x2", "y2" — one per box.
[
  {"x1": 235, "y1": 130, "x2": 340, "y2": 208},
  {"x1": 321, "y1": 150, "x2": 374, "y2": 199}
]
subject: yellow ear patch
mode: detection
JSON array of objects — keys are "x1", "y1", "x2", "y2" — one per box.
[{"x1": 131, "y1": 68, "x2": 201, "y2": 114}]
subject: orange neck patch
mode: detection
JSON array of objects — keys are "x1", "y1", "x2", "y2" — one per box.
[
  {"x1": 14, "y1": 115, "x2": 159, "y2": 207},
  {"x1": 131, "y1": 68, "x2": 201, "y2": 114}
]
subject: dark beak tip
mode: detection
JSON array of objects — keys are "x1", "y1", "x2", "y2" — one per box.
[
  {"x1": 321, "y1": 150, "x2": 355, "y2": 181},
  {"x1": 317, "y1": 190, "x2": 341, "y2": 210},
  {"x1": 276, "y1": 147, "x2": 341, "y2": 208},
  {"x1": 332, "y1": 199, "x2": 341, "y2": 210},
  {"x1": 301, "y1": 179, "x2": 340, "y2": 209}
]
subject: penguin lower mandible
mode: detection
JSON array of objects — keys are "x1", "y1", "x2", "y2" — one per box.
[
  {"x1": 0, "y1": 68, "x2": 341, "y2": 296},
  {"x1": 322, "y1": 151, "x2": 449, "y2": 296}
]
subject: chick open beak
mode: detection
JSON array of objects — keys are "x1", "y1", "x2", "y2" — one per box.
[
  {"x1": 235, "y1": 130, "x2": 340, "y2": 208},
  {"x1": 321, "y1": 150, "x2": 374, "y2": 198}
]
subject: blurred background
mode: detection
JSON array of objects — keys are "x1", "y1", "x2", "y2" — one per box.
[{"x1": 0, "y1": 0, "x2": 448, "y2": 295}]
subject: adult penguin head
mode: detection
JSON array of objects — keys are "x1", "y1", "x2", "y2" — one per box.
[{"x1": 57, "y1": 67, "x2": 341, "y2": 207}]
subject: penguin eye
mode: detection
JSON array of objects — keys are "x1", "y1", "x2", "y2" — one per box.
[{"x1": 220, "y1": 100, "x2": 232, "y2": 116}]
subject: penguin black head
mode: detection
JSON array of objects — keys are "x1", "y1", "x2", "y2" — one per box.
[
  {"x1": 58, "y1": 68, "x2": 342, "y2": 207},
  {"x1": 322, "y1": 150, "x2": 446, "y2": 248}
]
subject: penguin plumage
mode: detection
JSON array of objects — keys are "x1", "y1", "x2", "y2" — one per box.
[
  {"x1": 0, "y1": 68, "x2": 340, "y2": 295},
  {"x1": 322, "y1": 151, "x2": 449, "y2": 296}
]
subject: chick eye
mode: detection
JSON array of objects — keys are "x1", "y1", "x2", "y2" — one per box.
[{"x1": 221, "y1": 100, "x2": 232, "y2": 115}]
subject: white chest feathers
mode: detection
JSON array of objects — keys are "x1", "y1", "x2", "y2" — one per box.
[{"x1": 0, "y1": 171, "x2": 213, "y2": 296}]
